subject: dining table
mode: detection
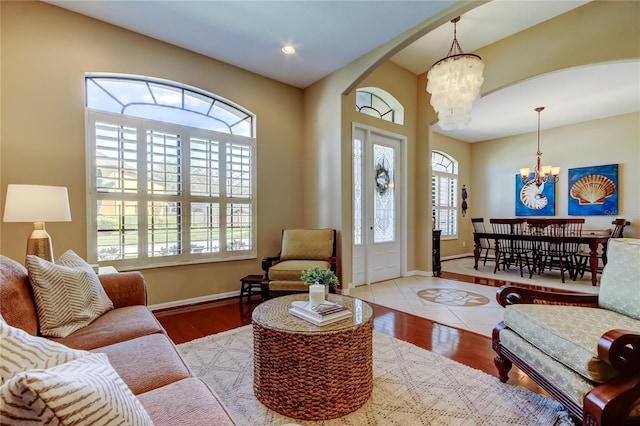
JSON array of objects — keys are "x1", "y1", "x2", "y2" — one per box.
[{"x1": 472, "y1": 232, "x2": 609, "y2": 286}]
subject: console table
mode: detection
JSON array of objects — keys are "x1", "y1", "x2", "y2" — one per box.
[
  {"x1": 252, "y1": 294, "x2": 373, "y2": 420},
  {"x1": 433, "y1": 229, "x2": 442, "y2": 277}
]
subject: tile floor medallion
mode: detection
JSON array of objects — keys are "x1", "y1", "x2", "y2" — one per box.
[
  {"x1": 349, "y1": 276, "x2": 505, "y2": 337},
  {"x1": 417, "y1": 288, "x2": 490, "y2": 306}
]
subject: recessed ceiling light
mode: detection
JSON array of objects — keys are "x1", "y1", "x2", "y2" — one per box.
[{"x1": 281, "y1": 45, "x2": 296, "y2": 55}]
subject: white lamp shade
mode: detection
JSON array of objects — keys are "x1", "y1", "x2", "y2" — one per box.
[{"x1": 3, "y1": 184, "x2": 71, "y2": 223}]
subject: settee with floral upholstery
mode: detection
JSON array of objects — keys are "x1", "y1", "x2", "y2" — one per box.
[{"x1": 493, "y1": 238, "x2": 640, "y2": 425}]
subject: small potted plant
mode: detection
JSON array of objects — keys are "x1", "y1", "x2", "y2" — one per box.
[
  {"x1": 300, "y1": 266, "x2": 339, "y2": 289},
  {"x1": 301, "y1": 266, "x2": 339, "y2": 306}
]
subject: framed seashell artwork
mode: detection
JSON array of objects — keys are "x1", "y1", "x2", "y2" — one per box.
[
  {"x1": 515, "y1": 173, "x2": 556, "y2": 216},
  {"x1": 568, "y1": 163, "x2": 618, "y2": 216}
]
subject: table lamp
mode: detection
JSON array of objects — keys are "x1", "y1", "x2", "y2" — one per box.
[{"x1": 3, "y1": 184, "x2": 72, "y2": 262}]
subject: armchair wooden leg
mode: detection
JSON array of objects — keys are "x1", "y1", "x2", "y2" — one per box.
[{"x1": 494, "y1": 354, "x2": 513, "y2": 383}]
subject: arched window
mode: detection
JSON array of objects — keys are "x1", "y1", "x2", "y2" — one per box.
[
  {"x1": 85, "y1": 74, "x2": 256, "y2": 269},
  {"x1": 432, "y1": 151, "x2": 458, "y2": 238},
  {"x1": 355, "y1": 87, "x2": 404, "y2": 125}
]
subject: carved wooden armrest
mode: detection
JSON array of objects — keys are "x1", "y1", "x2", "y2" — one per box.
[
  {"x1": 598, "y1": 329, "x2": 640, "y2": 374},
  {"x1": 584, "y1": 332, "x2": 640, "y2": 426},
  {"x1": 496, "y1": 285, "x2": 600, "y2": 308},
  {"x1": 261, "y1": 254, "x2": 281, "y2": 272},
  {"x1": 329, "y1": 256, "x2": 337, "y2": 271}
]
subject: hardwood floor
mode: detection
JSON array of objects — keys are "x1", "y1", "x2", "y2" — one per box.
[{"x1": 154, "y1": 271, "x2": 547, "y2": 396}]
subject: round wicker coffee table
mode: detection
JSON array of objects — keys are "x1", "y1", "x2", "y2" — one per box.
[{"x1": 252, "y1": 293, "x2": 373, "y2": 420}]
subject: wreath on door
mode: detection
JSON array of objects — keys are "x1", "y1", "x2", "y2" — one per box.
[{"x1": 375, "y1": 163, "x2": 391, "y2": 196}]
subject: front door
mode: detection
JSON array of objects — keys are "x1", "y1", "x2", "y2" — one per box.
[{"x1": 352, "y1": 125, "x2": 404, "y2": 286}]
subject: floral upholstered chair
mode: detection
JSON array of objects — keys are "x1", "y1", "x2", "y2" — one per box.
[
  {"x1": 493, "y1": 238, "x2": 640, "y2": 426},
  {"x1": 261, "y1": 229, "x2": 336, "y2": 298}
]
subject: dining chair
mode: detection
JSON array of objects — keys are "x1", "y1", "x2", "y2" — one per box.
[
  {"x1": 574, "y1": 218, "x2": 627, "y2": 279},
  {"x1": 564, "y1": 218, "x2": 584, "y2": 268},
  {"x1": 471, "y1": 218, "x2": 496, "y2": 266},
  {"x1": 524, "y1": 218, "x2": 548, "y2": 278},
  {"x1": 490, "y1": 218, "x2": 530, "y2": 277},
  {"x1": 536, "y1": 218, "x2": 584, "y2": 283}
]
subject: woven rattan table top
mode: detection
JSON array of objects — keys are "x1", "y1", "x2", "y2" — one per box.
[{"x1": 252, "y1": 293, "x2": 372, "y2": 333}]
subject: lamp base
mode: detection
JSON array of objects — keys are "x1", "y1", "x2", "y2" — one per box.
[{"x1": 26, "y1": 222, "x2": 54, "y2": 263}]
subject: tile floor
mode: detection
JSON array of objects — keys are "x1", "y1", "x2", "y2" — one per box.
[{"x1": 348, "y1": 275, "x2": 504, "y2": 337}]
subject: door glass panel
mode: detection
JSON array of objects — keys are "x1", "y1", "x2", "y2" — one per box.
[
  {"x1": 353, "y1": 138, "x2": 363, "y2": 245},
  {"x1": 373, "y1": 143, "x2": 395, "y2": 243}
]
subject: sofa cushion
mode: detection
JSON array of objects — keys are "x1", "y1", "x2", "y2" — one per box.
[
  {"x1": 599, "y1": 238, "x2": 640, "y2": 320},
  {"x1": 499, "y1": 328, "x2": 593, "y2": 409},
  {"x1": 500, "y1": 328, "x2": 640, "y2": 418},
  {"x1": 0, "y1": 315, "x2": 89, "y2": 385},
  {"x1": 504, "y1": 304, "x2": 640, "y2": 382},
  {"x1": 268, "y1": 259, "x2": 332, "y2": 281},
  {"x1": 0, "y1": 353, "x2": 153, "y2": 425},
  {"x1": 280, "y1": 229, "x2": 333, "y2": 261},
  {"x1": 267, "y1": 280, "x2": 310, "y2": 292},
  {"x1": 26, "y1": 250, "x2": 113, "y2": 337},
  {"x1": 137, "y1": 377, "x2": 235, "y2": 426},
  {"x1": 49, "y1": 305, "x2": 165, "y2": 350},
  {"x1": 94, "y1": 333, "x2": 191, "y2": 395}
]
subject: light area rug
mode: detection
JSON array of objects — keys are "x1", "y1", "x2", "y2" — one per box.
[
  {"x1": 177, "y1": 325, "x2": 574, "y2": 426},
  {"x1": 443, "y1": 257, "x2": 600, "y2": 295}
]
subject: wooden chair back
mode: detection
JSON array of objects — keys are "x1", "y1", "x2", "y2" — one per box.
[
  {"x1": 610, "y1": 218, "x2": 627, "y2": 239},
  {"x1": 490, "y1": 218, "x2": 526, "y2": 235}
]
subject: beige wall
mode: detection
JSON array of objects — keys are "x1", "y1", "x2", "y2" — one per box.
[
  {"x1": 438, "y1": 0, "x2": 640, "y2": 257},
  {"x1": 1, "y1": 1, "x2": 638, "y2": 306},
  {"x1": 431, "y1": 133, "x2": 472, "y2": 258},
  {"x1": 479, "y1": 1, "x2": 640, "y2": 95},
  {"x1": 304, "y1": 2, "x2": 475, "y2": 284},
  {"x1": 470, "y1": 113, "x2": 640, "y2": 237},
  {"x1": 348, "y1": 61, "x2": 421, "y2": 275},
  {"x1": 1, "y1": 1, "x2": 305, "y2": 305}
]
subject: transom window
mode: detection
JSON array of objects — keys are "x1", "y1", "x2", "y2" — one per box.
[
  {"x1": 85, "y1": 74, "x2": 256, "y2": 269},
  {"x1": 432, "y1": 151, "x2": 458, "y2": 238},
  {"x1": 355, "y1": 87, "x2": 404, "y2": 125}
]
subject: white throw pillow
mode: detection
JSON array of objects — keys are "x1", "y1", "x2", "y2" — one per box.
[
  {"x1": 0, "y1": 316, "x2": 89, "y2": 385},
  {"x1": 26, "y1": 250, "x2": 113, "y2": 337},
  {"x1": 0, "y1": 353, "x2": 154, "y2": 425}
]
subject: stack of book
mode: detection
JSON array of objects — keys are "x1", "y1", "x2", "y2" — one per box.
[{"x1": 289, "y1": 301, "x2": 352, "y2": 326}]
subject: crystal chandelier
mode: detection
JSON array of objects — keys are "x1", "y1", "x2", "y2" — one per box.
[
  {"x1": 519, "y1": 107, "x2": 560, "y2": 187},
  {"x1": 426, "y1": 16, "x2": 484, "y2": 131}
]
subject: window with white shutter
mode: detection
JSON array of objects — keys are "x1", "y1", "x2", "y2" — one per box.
[
  {"x1": 431, "y1": 151, "x2": 458, "y2": 238},
  {"x1": 86, "y1": 74, "x2": 256, "y2": 268}
]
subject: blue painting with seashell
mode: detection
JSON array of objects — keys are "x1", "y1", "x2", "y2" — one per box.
[
  {"x1": 568, "y1": 164, "x2": 618, "y2": 216},
  {"x1": 515, "y1": 174, "x2": 556, "y2": 216}
]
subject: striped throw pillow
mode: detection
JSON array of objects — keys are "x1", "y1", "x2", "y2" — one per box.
[
  {"x1": 26, "y1": 250, "x2": 114, "y2": 338},
  {"x1": 0, "y1": 353, "x2": 154, "y2": 425},
  {"x1": 0, "y1": 316, "x2": 89, "y2": 385}
]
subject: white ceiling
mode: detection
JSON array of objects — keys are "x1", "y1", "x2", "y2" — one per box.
[{"x1": 45, "y1": 0, "x2": 640, "y2": 142}]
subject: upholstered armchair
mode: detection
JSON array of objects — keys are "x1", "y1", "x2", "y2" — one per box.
[
  {"x1": 492, "y1": 238, "x2": 640, "y2": 426},
  {"x1": 261, "y1": 228, "x2": 337, "y2": 298}
]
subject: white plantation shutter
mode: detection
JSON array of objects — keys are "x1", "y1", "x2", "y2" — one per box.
[
  {"x1": 86, "y1": 76, "x2": 256, "y2": 268},
  {"x1": 432, "y1": 151, "x2": 458, "y2": 238},
  {"x1": 95, "y1": 122, "x2": 138, "y2": 194}
]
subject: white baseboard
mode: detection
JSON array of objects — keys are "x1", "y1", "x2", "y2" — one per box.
[
  {"x1": 405, "y1": 269, "x2": 432, "y2": 277},
  {"x1": 149, "y1": 290, "x2": 239, "y2": 312},
  {"x1": 441, "y1": 252, "x2": 474, "y2": 261}
]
